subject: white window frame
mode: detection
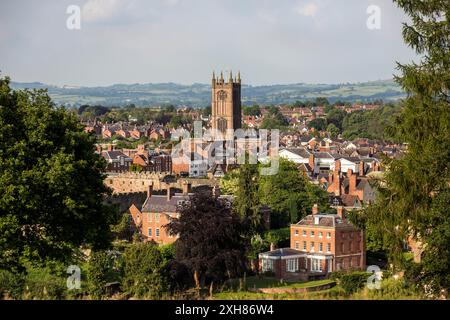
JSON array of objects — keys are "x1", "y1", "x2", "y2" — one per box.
[
  {"x1": 148, "y1": 228, "x2": 152, "y2": 237},
  {"x1": 302, "y1": 230, "x2": 307, "y2": 237},
  {"x1": 319, "y1": 242, "x2": 323, "y2": 252},
  {"x1": 156, "y1": 228, "x2": 160, "y2": 237},
  {"x1": 286, "y1": 258, "x2": 298, "y2": 272},
  {"x1": 310, "y1": 231, "x2": 315, "y2": 237},
  {"x1": 327, "y1": 243, "x2": 331, "y2": 253},
  {"x1": 318, "y1": 231, "x2": 323, "y2": 238},
  {"x1": 261, "y1": 259, "x2": 274, "y2": 272},
  {"x1": 294, "y1": 241, "x2": 299, "y2": 249},
  {"x1": 311, "y1": 258, "x2": 322, "y2": 272},
  {"x1": 326, "y1": 232, "x2": 331, "y2": 239}
]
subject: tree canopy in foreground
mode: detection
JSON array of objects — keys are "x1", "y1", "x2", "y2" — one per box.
[
  {"x1": 366, "y1": 0, "x2": 449, "y2": 296},
  {"x1": 0, "y1": 77, "x2": 116, "y2": 272}
]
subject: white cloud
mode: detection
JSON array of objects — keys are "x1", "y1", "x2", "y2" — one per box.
[
  {"x1": 296, "y1": 2, "x2": 319, "y2": 17},
  {"x1": 162, "y1": 0, "x2": 179, "y2": 6},
  {"x1": 257, "y1": 11, "x2": 276, "y2": 24},
  {"x1": 82, "y1": 0, "x2": 126, "y2": 23}
]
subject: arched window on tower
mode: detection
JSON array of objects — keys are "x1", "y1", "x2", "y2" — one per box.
[
  {"x1": 217, "y1": 118, "x2": 227, "y2": 134},
  {"x1": 217, "y1": 90, "x2": 227, "y2": 115}
]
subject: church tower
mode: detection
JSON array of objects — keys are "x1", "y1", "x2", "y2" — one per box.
[{"x1": 211, "y1": 70, "x2": 241, "y2": 139}]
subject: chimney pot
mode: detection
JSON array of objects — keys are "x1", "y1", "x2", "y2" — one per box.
[
  {"x1": 147, "y1": 184, "x2": 153, "y2": 198},
  {"x1": 182, "y1": 181, "x2": 192, "y2": 195},
  {"x1": 337, "y1": 206, "x2": 345, "y2": 220}
]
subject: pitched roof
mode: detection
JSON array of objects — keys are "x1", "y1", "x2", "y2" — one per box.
[
  {"x1": 314, "y1": 152, "x2": 334, "y2": 159},
  {"x1": 141, "y1": 193, "x2": 191, "y2": 213},
  {"x1": 259, "y1": 248, "x2": 305, "y2": 258},
  {"x1": 294, "y1": 213, "x2": 355, "y2": 229},
  {"x1": 283, "y1": 147, "x2": 311, "y2": 158},
  {"x1": 101, "y1": 151, "x2": 132, "y2": 161}
]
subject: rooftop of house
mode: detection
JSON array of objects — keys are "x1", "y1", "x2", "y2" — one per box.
[
  {"x1": 101, "y1": 150, "x2": 132, "y2": 162},
  {"x1": 282, "y1": 147, "x2": 311, "y2": 158},
  {"x1": 141, "y1": 193, "x2": 191, "y2": 213},
  {"x1": 294, "y1": 213, "x2": 354, "y2": 229},
  {"x1": 258, "y1": 248, "x2": 305, "y2": 259},
  {"x1": 313, "y1": 152, "x2": 335, "y2": 159}
]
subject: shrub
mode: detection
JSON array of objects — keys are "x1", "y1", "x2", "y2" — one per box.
[
  {"x1": 0, "y1": 270, "x2": 24, "y2": 299},
  {"x1": 338, "y1": 271, "x2": 371, "y2": 295},
  {"x1": 122, "y1": 243, "x2": 168, "y2": 299},
  {"x1": 87, "y1": 251, "x2": 118, "y2": 299},
  {"x1": 23, "y1": 267, "x2": 67, "y2": 300}
]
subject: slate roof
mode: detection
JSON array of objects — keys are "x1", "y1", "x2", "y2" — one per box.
[
  {"x1": 283, "y1": 148, "x2": 310, "y2": 158},
  {"x1": 142, "y1": 193, "x2": 190, "y2": 213},
  {"x1": 294, "y1": 213, "x2": 354, "y2": 228},
  {"x1": 101, "y1": 151, "x2": 132, "y2": 162},
  {"x1": 314, "y1": 152, "x2": 334, "y2": 159},
  {"x1": 259, "y1": 248, "x2": 305, "y2": 258}
]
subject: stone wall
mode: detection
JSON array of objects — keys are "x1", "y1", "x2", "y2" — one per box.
[{"x1": 104, "y1": 172, "x2": 217, "y2": 194}]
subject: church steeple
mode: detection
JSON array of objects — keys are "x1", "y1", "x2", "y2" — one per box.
[{"x1": 229, "y1": 70, "x2": 233, "y2": 83}]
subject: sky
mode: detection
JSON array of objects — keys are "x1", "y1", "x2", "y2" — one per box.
[{"x1": 0, "y1": 0, "x2": 418, "y2": 87}]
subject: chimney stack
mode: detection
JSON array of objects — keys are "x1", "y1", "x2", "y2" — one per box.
[
  {"x1": 309, "y1": 153, "x2": 315, "y2": 172},
  {"x1": 182, "y1": 181, "x2": 192, "y2": 195},
  {"x1": 359, "y1": 161, "x2": 365, "y2": 176},
  {"x1": 335, "y1": 159, "x2": 341, "y2": 173},
  {"x1": 337, "y1": 206, "x2": 345, "y2": 220},
  {"x1": 312, "y1": 204, "x2": 318, "y2": 215},
  {"x1": 147, "y1": 184, "x2": 153, "y2": 198},
  {"x1": 334, "y1": 170, "x2": 341, "y2": 196},
  {"x1": 348, "y1": 169, "x2": 357, "y2": 192}
]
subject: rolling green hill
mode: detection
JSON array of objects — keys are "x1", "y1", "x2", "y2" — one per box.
[{"x1": 10, "y1": 79, "x2": 404, "y2": 107}]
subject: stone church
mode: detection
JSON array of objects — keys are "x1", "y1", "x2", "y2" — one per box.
[{"x1": 210, "y1": 70, "x2": 242, "y2": 140}]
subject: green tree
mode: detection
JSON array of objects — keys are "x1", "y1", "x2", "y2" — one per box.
[
  {"x1": 315, "y1": 97, "x2": 330, "y2": 106},
  {"x1": 166, "y1": 192, "x2": 249, "y2": 288},
  {"x1": 326, "y1": 108, "x2": 346, "y2": 130},
  {"x1": 0, "y1": 77, "x2": 116, "y2": 272},
  {"x1": 260, "y1": 106, "x2": 288, "y2": 130},
  {"x1": 327, "y1": 123, "x2": 340, "y2": 138},
  {"x1": 234, "y1": 163, "x2": 262, "y2": 232},
  {"x1": 307, "y1": 118, "x2": 327, "y2": 131},
  {"x1": 366, "y1": 0, "x2": 449, "y2": 296},
  {"x1": 219, "y1": 168, "x2": 240, "y2": 195},
  {"x1": 87, "y1": 251, "x2": 114, "y2": 299},
  {"x1": 259, "y1": 158, "x2": 329, "y2": 228},
  {"x1": 122, "y1": 243, "x2": 168, "y2": 299},
  {"x1": 243, "y1": 104, "x2": 261, "y2": 116}
]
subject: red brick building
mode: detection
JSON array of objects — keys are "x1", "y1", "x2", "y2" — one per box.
[
  {"x1": 129, "y1": 183, "x2": 192, "y2": 245},
  {"x1": 259, "y1": 205, "x2": 365, "y2": 281}
]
